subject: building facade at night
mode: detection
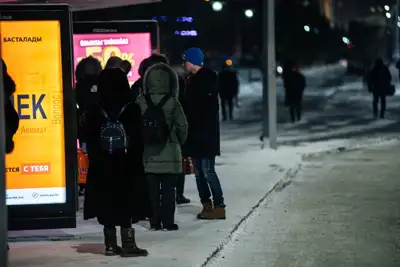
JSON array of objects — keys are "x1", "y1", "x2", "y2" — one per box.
[{"x1": 320, "y1": 0, "x2": 334, "y2": 25}]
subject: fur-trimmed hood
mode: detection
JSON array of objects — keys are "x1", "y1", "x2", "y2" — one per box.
[{"x1": 142, "y1": 63, "x2": 179, "y2": 97}]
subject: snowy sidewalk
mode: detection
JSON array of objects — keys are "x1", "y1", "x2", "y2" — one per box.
[
  {"x1": 8, "y1": 63, "x2": 392, "y2": 267},
  {"x1": 8, "y1": 141, "x2": 302, "y2": 267},
  {"x1": 8, "y1": 136, "x2": 397, "y2": 267},
  {"x1": 209, "y1": 141, "x2": 400, "y2": 266}
]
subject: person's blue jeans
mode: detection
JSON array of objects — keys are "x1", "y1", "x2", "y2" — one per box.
[{"x1": 192, "y1": 157, "x2": 225, "y2": 208}]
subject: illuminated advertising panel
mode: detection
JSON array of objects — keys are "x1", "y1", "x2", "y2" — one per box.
[
  {"x1": 73, "y1": 33, "x2": 152, "y2": 84},
  {"x1": 1, "y1": 20, "x2": 66, "y2": 205},
  {"x1": 0, "y1": 4, "x2": 76, "y2": 230}
]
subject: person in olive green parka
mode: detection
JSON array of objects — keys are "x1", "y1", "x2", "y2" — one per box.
[{"x1": 136, "y1": 62, "x2": 188, "y2": 231}]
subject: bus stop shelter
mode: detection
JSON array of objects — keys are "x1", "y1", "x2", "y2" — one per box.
[
  {"x1": 0, "y1": 0, "x2": 160, "y2": 10},
  {"x1": 0, "y1": 1, "x2": 160, "y2": 266}
]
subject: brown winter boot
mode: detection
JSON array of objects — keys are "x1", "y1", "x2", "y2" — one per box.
[
  {"x1": 212, "y1": 207, "x2": 226, "y2": 220},
  {"x1": 197, "y1": 201, "x2": 213, "y2": 219},
  {"x1": 199, "y1": 206, "x2": 226, "y2": 220},
  {"x1": 120, "y1": 228, "x2": 148, "y2": 257},
  {"x1": 103, "y1": 228, "x2": 122, "y2": 256}
]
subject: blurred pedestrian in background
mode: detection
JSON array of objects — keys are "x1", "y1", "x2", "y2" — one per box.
[
  {"x1": 218, "y1": 58, "x2": 239, "y2": 121},
  {"x1": 368, "y1": 58, "x2": 392, "y2": 119},
  {"x1": 282, "y1": 60, "x2": 306, "y2": 123}
]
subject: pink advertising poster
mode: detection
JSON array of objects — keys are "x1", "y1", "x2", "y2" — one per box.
[{"x1": 73, "y1": 33, "x2": 152, "y2": 84}]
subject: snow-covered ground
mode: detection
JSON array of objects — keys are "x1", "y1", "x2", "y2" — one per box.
[
  {"x1": 221, "y1": 64, "x2": 400, "y2": 151},
  {"x1": 9, "y1": 64, "x2": 400, "y2": 267},
  {"x1": 207, "y1": 141, "x2": 400, "y2": 267},
  {"x1": 238, "y1": 62, "x2": 346, "y2": 99}
]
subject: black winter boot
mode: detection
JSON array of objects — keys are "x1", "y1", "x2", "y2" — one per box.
[
  {"x1": 103, "y1": 228, "x2": 122, "y2": 256},
  {"x1": 176, "y1": 175, "x2": 190, "y2": 205},
  {"x1": 120, "y1": 228, "x2": 148, "y2": 257}
]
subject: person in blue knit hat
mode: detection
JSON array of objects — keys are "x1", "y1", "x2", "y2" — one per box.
[
  {"x1": 183, "y1": 48, "x2": 204, "y2": 68},
  {"x1": 181, "y1": 47, "x2": 226, "y2": 220}
]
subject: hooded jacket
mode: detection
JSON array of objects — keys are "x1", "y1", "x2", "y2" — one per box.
[{"x1": 136, "y1": 63, "x2": 188, "y2": 174}]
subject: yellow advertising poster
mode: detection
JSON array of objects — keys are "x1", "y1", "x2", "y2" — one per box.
[{"x1": 1, "y1": 20, "x2": 66, "y2": 205}]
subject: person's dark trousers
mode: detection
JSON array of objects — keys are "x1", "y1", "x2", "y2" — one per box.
[
  {"x1": 289, "y1": 101, "x2": 302, "y2": 123},
  {"x1": 373, "y1": 92, "x2": 386, "y2": 118},
  {"x1": 146, "y1": 174, "x2": 177, "y2": 228},
  {"x1": 220, "y1": 98, "x2": 234, "y2": 121},
  {"x1": 192, "y1": 157, "x2": 225, "y2": 208},
  {"x1": 176, "y1": 173, "x2": 190, "y2": 204},
  {"x1": 175, "y1": 174, "x2": 185, "y2": 197}
]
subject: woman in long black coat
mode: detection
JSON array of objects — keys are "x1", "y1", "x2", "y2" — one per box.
[{"x1": 82, "y1": 68, "x2": 148, "y2": 257}]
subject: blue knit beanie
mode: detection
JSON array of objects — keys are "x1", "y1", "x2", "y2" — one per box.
[{"x1": 183, "y1": 48, "x2": 204, "y2": 66}]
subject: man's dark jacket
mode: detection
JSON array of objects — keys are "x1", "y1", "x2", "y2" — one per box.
[
  {"x1": 3, "y1": 60, "x2": 19, "y2": 153},
  {"x1": 181, "y1": 67, "x2": 220, "y2": 157}
]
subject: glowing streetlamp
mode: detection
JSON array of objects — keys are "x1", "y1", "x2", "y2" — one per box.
[
  {"x1": 212, "y1": 1, "x2": 223, "y2": 11},
  {"x1": 245, "y1": 9, "x2": 254, "y2": 18}
]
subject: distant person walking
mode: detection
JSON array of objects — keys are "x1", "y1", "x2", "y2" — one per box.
[
  {"x1": 282, "y1": 61, "x2": 306, "y2": 123},
  {"x1": 182, "y1": 48, "x2": 226, "y2": 220},
  {"x1": 395, "y1": 58, "x2": 400, "y2": 81},
  {"x1": 368, "y1": 58, "x2": 392, "y2": 119},
  {"x1": 218, "y1": 59, "x2": 239, "y2": 121}
]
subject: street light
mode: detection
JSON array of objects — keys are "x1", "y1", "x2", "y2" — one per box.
[
  {"x1": 245, "y1": 9, "x2": 254, "y2": 18},
  {"x1": 212, "y1": 1, "x2": 223, "y2": 11}
]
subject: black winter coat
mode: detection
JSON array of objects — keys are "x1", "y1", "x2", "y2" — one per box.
[
  {"x1": 368, "y1": 65, "x2": 392, "y2": 94},
  {"x1": 218, "y1": 69, "x2": 239, "y2": 99},
  {"x1": 182, "y1": 68, "x2": 220, "y2": 157},
  {"x1": 3, "y1": 64, "x2": 19, "y2": 153},
  {"x1": 5, "y1": 100, "x2": 19, "y2": 154},
  {"x1": 75, "y1": 76, "x2": 99, "y2": 143},
  {"x1": 82, "y1": 102, "x2": 146, "y2": 225},
  {"x1": 130, "y1": 78, "x2": 142, "y2": 101},
  {"x1": 283, "y1": 70, "x2": 306, "y2": 104}
]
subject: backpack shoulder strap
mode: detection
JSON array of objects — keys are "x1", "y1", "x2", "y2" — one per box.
[
  {"x1": 100, "y1": 108, "x2": 109, "y2": 120},
  {"x1": 116, "y1": 102, "x2": 130, "y2": 119},
  {"x1": 144, "y1": 95, "x2": 155, "y2": 108},
  {"x1": 157, "y1": 95, "x2": 171, "y2": 108}
]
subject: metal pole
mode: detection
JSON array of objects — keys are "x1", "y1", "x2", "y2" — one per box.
[
  {"x1": 395, "y1": 0, "x2": 399, "y2": 58},
  {"x1": 0, "y1": 16, "x2": 9, "y2": 267},
  {"x1": 262, "y1": 0, "x2": 277, "y2": 149}
]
